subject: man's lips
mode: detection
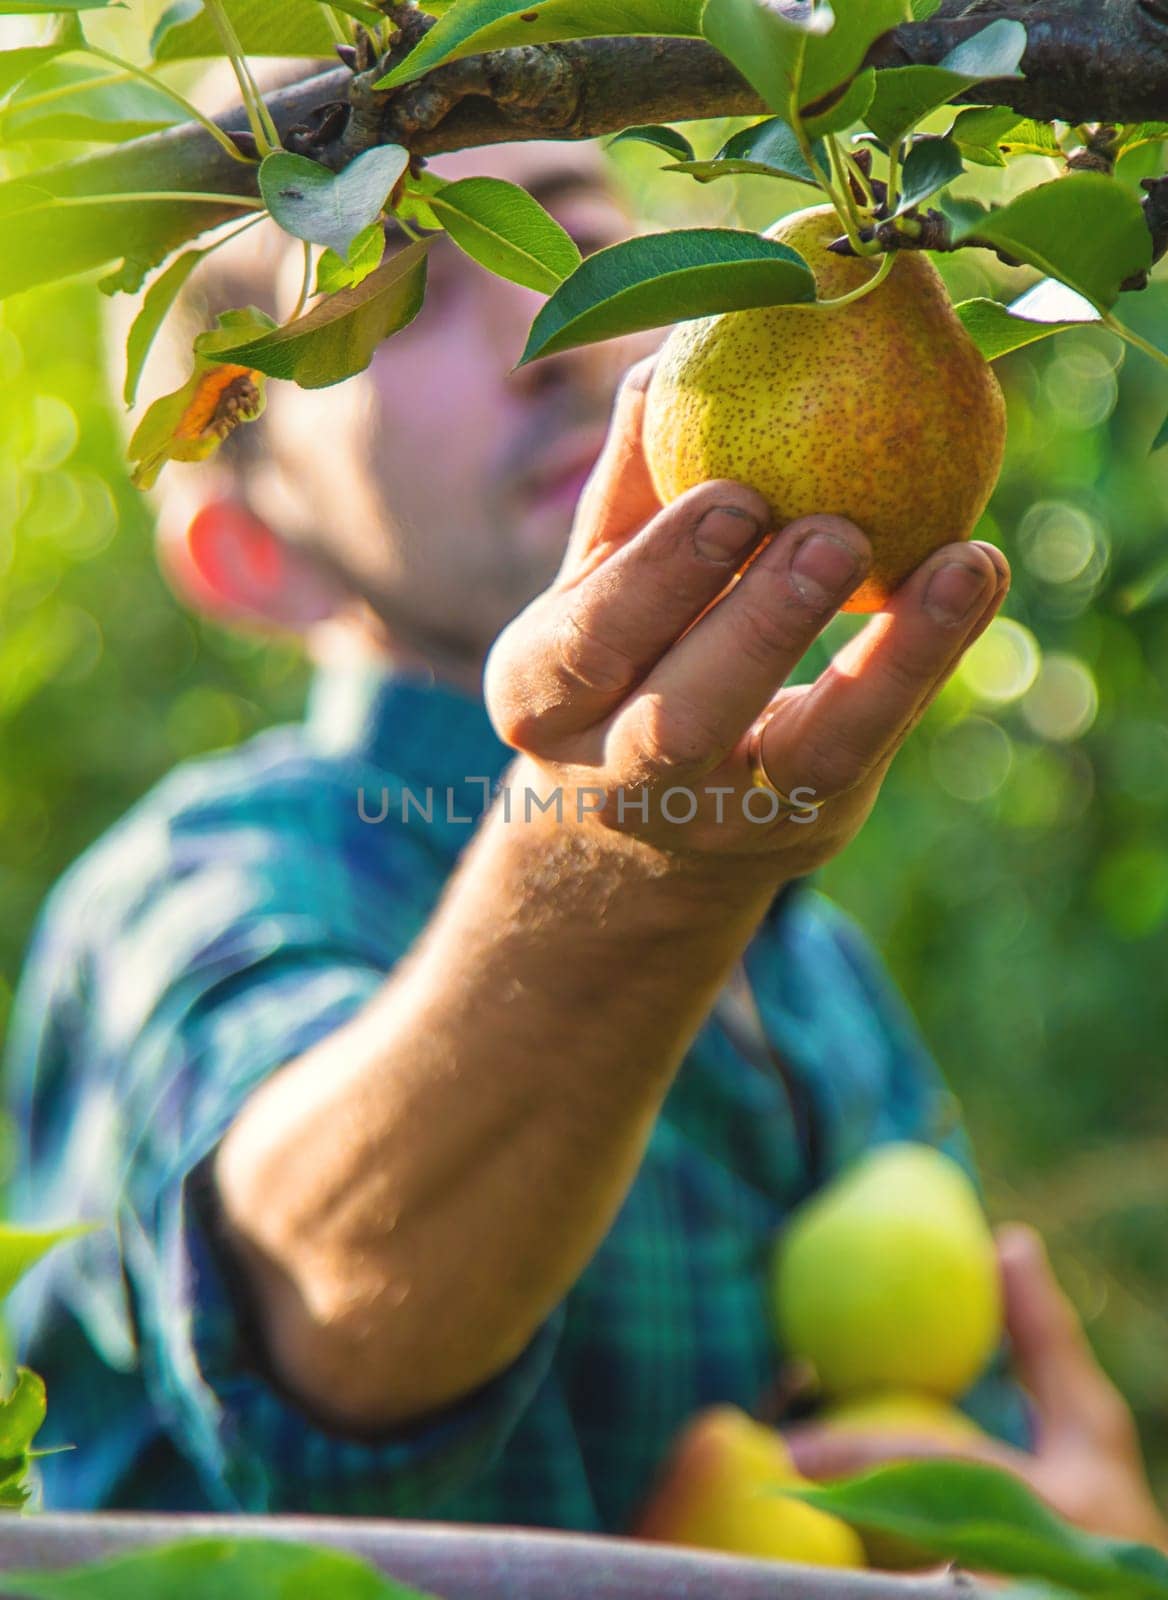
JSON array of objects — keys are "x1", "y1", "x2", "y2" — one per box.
[{"x1": 516, "y1": 430, "x2": 608, "y2": 511}]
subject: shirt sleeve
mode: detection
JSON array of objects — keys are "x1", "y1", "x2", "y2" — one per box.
[{"x1": 9, "y1": 787, "x2": 565, "y2": 1515}]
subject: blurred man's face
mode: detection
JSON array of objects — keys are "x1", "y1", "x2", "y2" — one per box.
[{"x1": 262, "y1": 139, "x2": 657, "y2": 668}]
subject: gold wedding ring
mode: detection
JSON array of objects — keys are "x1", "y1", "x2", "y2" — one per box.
[{"x1": 746, "y1": 712, "x2": 826, "y2": 814}]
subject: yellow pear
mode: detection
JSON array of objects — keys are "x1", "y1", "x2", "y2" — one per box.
[
  {"x1": 642, "y1": 205, "x2": 1006, "y2": 612},
  {"x1": 820, "y1": 1390, "x2": 985, "y2": 1446},
  {"x1": 817, "y1": 1393, "x2": 987, "y2": 1572},
  {"x1": 635, "y1": 1406, "x2": 865, "y2": 1568},
  {"x1": 772, "y1": 1143, "x2": 1003, "y2": 1398}
]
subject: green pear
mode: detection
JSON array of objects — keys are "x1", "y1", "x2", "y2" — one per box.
[
  {"x1": 772, "y1": 1143, "x2": 1002, "y2": 1398},
  {"x1": 642, "y1": 205, "x2": 1006, "y2": 613}
]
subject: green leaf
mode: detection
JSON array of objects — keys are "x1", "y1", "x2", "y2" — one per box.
[
  {"x1": 376, "y1": 0, "x2": 705, "y2": 90},
  {"x1": 910, "y1": 0, "x2": 942, "y2": 15},
  {"x1": 128, "y1": 307, "x2": 276, "y2": 488},
  {"x1": 607, "y1": 124, "x2": 696, "y2": 162},
  {"x1": 0, "y1": 183, "x2": 259, "y2": 302},
  {"x1": 865, "y1": 18, "x2": 1027, "y2": 146},
  {"x1": 803, "y1": 67, "x2": 875, "y2": 139},
  {"x1": 1, "y1": 1538, "x2": 439, "y2": 1600},
  {"x1": 789, "y1": 1461, "x2": 1168, "y2": 1598},
  {"x1": 948, "y1": 103, "x2": 1020, "y2": 166},
  {"x1": 210, "y1": 237, "x2": 431, "y2": 388},
  {"x1": 124, "y1": 248, "x2": 206, "y2": 407},
  {"x1": 1, "y1": 59, "x2": 186, "y2": 144},
  {"x1": 951, "y1": 172, "x2": 1152, "y2": 311},
  {"x1": 1115, "y1": 122, "x2": 1168, "y2": 157},
  {"x1": 800, "y1": 0, "x2": 912, "y2": 111},
  {"x1": 664, "y1": 117, "x2": 823, "y2": 186},
  {"x1": 0, "y1": 1370, "x2": 47, "y2": 1459},
  {"x1": 0, "y1": 1223, "x2": 96, "y2": 1300},
  {"x1": 955, "y1": 288, "x2": 1096, "y2": 363},
  {"x1": 152, "y1": 0, "x2": 337, "y2": 59},
  {"x1": 894, "y1": 133, "x2": 963, "y2": 213},
  {"x1": 314, "y1": 222, "x2": 386, "y2": 295},
  {"x1": 519, "y1": 227, "x2": 815, "y2": 365},
  {"x1": 0, "y1": 1, "x2": 109, "y2": 11},
  {"x1": 701, "y1": 0, "x2": 833, "y2": 125},
  {"x1": 260, "y1": 148, "x2": 407, "y2": 258},
  {"x1": 1152, "y1": 416, "x2": 1168, "y2": 454},
  {"x1": 0, "y1": 14, "x2": 84, "y2": 99},
  {"x1": 427, "y1": 175, "x2": 581, "y2": 292}
]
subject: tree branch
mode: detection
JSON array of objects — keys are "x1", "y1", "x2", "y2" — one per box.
[{"x1": 12, "y1": 0, "x2": 1168, "y2": 300}]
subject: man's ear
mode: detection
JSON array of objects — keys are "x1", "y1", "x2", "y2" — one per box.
[{"x1": 158, "y1": 493, "x2": 349, "y2": 631}]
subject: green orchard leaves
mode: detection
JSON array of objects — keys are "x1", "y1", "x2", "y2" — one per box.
[
  {"x1": 0, "y1": 0, "x2": 109, "y2": 11},
  {"x1": 260, "y1": 148, "x2": 408, "y2": 258},
  {"x1": 663, "y1": 118, "x2": 825, "y2": 187},
  {"x1": 0, "y1": 1223, "x2": 96, "y2": 1301},
  {"x1": 376, "y1": 0, "x2": 706, "y2": 90},
  {"x1": 702, "y1": 0, "x2": 910, "y2": 127},
  {"x1": 957, "y1": 299, "x2": 1094, "y2": 364},
  {"x1": 151, "y1": 0, "x2": 353, "y2": 60},
  {"x1": 519, "y1": 228, "x2": 815, "y2": 364},
  {"x1": 123, "y1": 248, "x2": 207, "y2": 405},
  {"x1": 893, "y1": 134, "x2": 963, "y2": 215},
  {"x1": 608, "y1": 125, "x2": 696, "y2": 162},
  {"x1": 0, "y1": 1539, "x2": 439, "y2": 1600},
  {"x1": 314, "y1": 222, "x2": 386, "y2": 295},
  {"x1": 0, "y1": 1370, "x2": 47, "y2": 1510},
  {"x1": 700, "y1": 0, "x2": 835, "y2": 128},
  {"x1": 1, "y1": 60, "x2": 187, "y2": 144},
  {"x1": 209, "y1": 237, "x2": 431, "y2": 387},
  {"x1": 427, "y1": 176, "x2": 581, "y2": 292},
  {"x1": 865, "y1": 17, "x2": 1027, "y2": 145},
  {"x1": 951, "y1": 173, "x2": 1152, "y2": 311},
  {"x1": 790, "y1": 1460, "x2": 1168, "y2": 1599}
]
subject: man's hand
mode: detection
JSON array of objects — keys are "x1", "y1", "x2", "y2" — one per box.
[
  {"x1": 785, "y1": 1225, "x2": 1168, "y2": 1552},
  {"x1": 486, "y1": 357, "x2": 1010, "y2": 879}
]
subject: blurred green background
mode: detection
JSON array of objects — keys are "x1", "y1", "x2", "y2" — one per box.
[{"x1": 0, "y1": 18, "x2": 1166, "y2": 1506}]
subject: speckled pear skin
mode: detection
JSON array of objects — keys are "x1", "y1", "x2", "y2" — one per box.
[{"x1": 643, "y1": 205, "x2": 1007, "y2": 613}]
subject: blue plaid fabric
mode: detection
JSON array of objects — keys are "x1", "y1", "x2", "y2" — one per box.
[{"x1": 4, "y1": 662, "x2": 1026, "y2": 1522}]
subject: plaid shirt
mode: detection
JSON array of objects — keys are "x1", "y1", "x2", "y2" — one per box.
[{"x1": 4, "y1": 663, "x2": 1025, "y2": 1522}]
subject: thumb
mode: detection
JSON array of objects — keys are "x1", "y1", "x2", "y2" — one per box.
[
  {"x1": 561, "y1": 356, "x2": 662, "y2": 580},
  {"x1": 997, "y1": 1223, "x2": 1125, "y2": 1448}
]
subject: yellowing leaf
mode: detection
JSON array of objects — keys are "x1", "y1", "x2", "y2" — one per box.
[{"x1": 128, "y1": 307, "x2": 275, "y2": 489}]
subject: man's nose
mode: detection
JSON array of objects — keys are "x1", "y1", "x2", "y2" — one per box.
[{"x1": 480, "y1": 270, "x2": 589, "y2": 396}]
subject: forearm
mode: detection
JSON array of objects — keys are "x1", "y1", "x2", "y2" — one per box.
[{"x1": 215, "y1": 756, "x2": 783, "y2": 1429}]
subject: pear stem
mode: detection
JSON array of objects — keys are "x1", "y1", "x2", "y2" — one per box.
[
  {"x1": 291, "y1": 239, "x2": 314, "y2": 318},
  {"x1": 828, "y1": 133, "x2": 869, "y2": 240},
  {"x1": 816, "y1": 249, "x2": 895, "y2": 311},
  {"x1": 1103, "y1": 313, "x2": 1168, "y2": 375},
  {"x1": 841, "y1": 145, "x2": 876, "y2": 208},
  {"x1": 885, "y1": 140, "x2": 903, "y2": 218},
  {"x1": 791, "y1": 113, "x2": 870, "y2": 257}
]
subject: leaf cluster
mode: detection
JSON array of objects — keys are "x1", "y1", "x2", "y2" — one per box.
[{"x1": 3, "y1": 0, "x2": 1167, "y2": 477}]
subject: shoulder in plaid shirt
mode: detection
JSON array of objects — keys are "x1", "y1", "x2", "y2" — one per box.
[{"x1": 3, "y1": 663, "x2": 1027, "y2": 1522}]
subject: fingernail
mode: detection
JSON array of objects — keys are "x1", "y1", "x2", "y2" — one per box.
[
  {"x1": 791, "y1": 531, "x2": 860, "y2": 606},
  {"x1": 694, "y1": 505, "x2": 764, "y2": 563},
  {"x1": 970, "y1": 540, "x2": 1010, "y2": 588},
  {"x1": 923, "y1": 560, "x2": 992, "y2": 625}
]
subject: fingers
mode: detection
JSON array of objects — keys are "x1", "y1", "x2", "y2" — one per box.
[
  {"x1": 604, "y1": 515, "x2": 872, "y2": 781},
  {"x1": 784, "y1": 1423, "x2": 1017, "y2": 1484},
  {"x1": 759, "y1": 540, "x2": 1005, "y2": 800},
  {"x1": 561, "y1": 357, "x2": 663, "y2": 580},
  {"x1": 487, "y1": 479, "x2": 773, "y2": 747},
  {"x1": 997, "y1": 1224, "x2": 1136, "y2": 1454}
]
